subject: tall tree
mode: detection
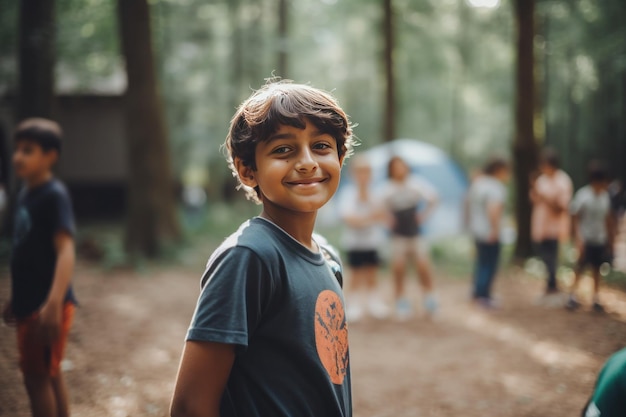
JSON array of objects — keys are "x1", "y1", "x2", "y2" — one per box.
[
  {"x1": 277, "y1": 0, "x2": 289, "y2": 78},
  {"x1": 512, "y1": 0, "x2": 539, "y2": 260},
  {"x1": 4, "y1": 0, "x2": 57, "y2": 236},
  {"x1": 382, "y1": 0, "x2": 395, "y2": 142},
  {"x1": 17, "y1": 0, "x2": 55, "y2": 120},
  {"x1": 117, "y1": 0, "x2": 180, "y2": 257},
  {"x1": 450, "y1": 0, "x2": 471, "y2": 159}
]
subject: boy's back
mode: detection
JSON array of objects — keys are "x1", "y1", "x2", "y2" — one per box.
[{"x1": 189, "y1": 217, "x2": 350, "y2": 416}]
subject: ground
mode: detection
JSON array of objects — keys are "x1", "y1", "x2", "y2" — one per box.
[{"x1": 2, "y1": 257, "x2": 626, "y2": 417}]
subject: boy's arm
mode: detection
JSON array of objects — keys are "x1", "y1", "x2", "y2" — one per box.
[
  {"x1": 486, "y1": 200, "x2": 503, "y2": 242},
  {"x1": 342, "y1": 212, "x2": 371, "y2": 228},
  {"x1": 171, "y1": 341, "x2": 235, "y2": 417},
  {"x1": 38, "y1": 231, "x2": 75, "y2": 343},
  {"x1": 418, "y1": 193, "x2": 439, "y2": 223},
  {"x1": 571, "y1": 213, "x2": 583, "y2": 250},
  {"x1": 606, "y1": 212, "x2": 616, "y2": 253}
]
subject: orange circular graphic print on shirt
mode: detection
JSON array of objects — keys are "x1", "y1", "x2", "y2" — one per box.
[{"x1": 314, "y1": 290, "x2": 349, "y2": 385}]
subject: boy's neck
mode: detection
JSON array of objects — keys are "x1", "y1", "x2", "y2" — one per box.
[
  {"x1": 260, "y1": 207, "x2": 318, "y2": 252},
  {"x1": 25, "y1": 171, "x2": 53, "y2": 189}
]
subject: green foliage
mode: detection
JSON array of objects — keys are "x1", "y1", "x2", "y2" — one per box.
[
  {"x1": 1, "y1": 0, "x2": 623, "y2": 187},
  {"x1": 537, "y1": 0, "x2": 626, "y2": 187},
  {"x1": 55, "y1": 0, "x2": 121, "y2": 91},
  {"x1": 430, "y1": 235, "x2": 477, "y2": 277}
]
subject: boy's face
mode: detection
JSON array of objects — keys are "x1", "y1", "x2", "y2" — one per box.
[
  {"x1": 540, "y1": 162, "x2": 555, "y2": 176},
  {"x1": 591, "y1": 180, "x2": 608, "y2": 193},
  {"x1": 390, "y1": 158, "x2": 409, "y2": 181},
  {"x1": 239, "y1": 119, "x2": 343, "y2": 214},
  {"x1": 13, "y1": 140, "x2": 57, "y2": 181},
  {"x1": 496, "y1": 167, "x2": 511, "y2": 183}
]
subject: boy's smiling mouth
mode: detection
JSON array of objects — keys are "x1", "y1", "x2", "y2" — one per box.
[{"x1": 286, "y1": 177, "x2": 328, "y2": 186}]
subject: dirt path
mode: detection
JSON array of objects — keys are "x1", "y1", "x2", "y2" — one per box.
[{"x1": 2, "y1": 262, "x2": 626, "y2": 417}]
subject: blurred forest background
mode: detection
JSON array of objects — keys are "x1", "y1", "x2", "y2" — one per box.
[{"x1": 0, "y1": 0, "x2": 624, "y2": 257}]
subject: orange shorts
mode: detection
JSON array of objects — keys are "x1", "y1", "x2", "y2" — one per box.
[{"x1": 17, "y1": 302, "x2": 75, "y2": 377}]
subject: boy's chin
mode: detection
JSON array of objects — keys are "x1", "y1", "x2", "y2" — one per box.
[{"x1": 263, "y1": 199, "x2": 328, "y2": 214}]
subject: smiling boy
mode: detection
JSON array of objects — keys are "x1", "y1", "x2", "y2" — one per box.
[{"x1": 170, "y1": 81, "x2": 354, "y2": 417}]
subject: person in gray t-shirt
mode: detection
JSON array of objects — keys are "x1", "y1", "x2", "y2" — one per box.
[
  {"x1": 466, "y1": 156, "x2": 510, "y2": 309},
  {"x1": 567, "y1": 162, "x2": 616, "y2": 312}
]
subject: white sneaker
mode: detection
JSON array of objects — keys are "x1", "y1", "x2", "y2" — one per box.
[
  {"x1": 346, "y1": 303, "x2": 364, "y2": 323},
  {"x1": 367, "y1": 297, "x2": 390, "y2": 319}
]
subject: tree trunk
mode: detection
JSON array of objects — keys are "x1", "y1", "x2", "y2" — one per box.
[
  {"x1": 450, "y1": 0, "x2": 470, "y2": 160},
  {"x1": 117, "y1": 0, "x2": 180, "y2": 258},
  {"x1": 4, "y1": 0, "x2": 57, "y2": 236},
  {"x1": 17, "y1": 0, "x2": 55, "y2": 120},
  {"x1": 277, "y1": 0, "x2": 288, "y2": 78},
  {"x1": 512, "y1": 0, "x2": 539, "y2": 261},
  {"x1": 382, "y1": 0, "x2": 395, "y2": 142}
]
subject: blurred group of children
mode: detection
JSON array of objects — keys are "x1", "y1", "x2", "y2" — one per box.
[
  {"x1": 338, "y1": 154, "x2": 438, "y2": 322},
  {"x1": 529, "y1": 149, "x2": 619, "y2": 312},
  {"x1": 339, "y1": 146, "x2": 624, "y2": 320}
]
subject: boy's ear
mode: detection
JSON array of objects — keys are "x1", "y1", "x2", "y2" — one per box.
[
  {"x1": 234, "y1": 158, "x2": 258, "y2": 188},
  {"x1": 44, "y1": 149, "x2": 59, "y2": 165}
]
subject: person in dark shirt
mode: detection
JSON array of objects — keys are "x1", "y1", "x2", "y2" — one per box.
[
  {"x1": 2, "y1": 118, "x2": 77, "y2": 417},
  {"x1": 170, "y1": 81, "x2": 354, "y2": 417}
]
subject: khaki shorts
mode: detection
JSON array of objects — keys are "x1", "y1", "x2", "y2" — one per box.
[{"x1": 391, "y1": 236, "x2": 428, "y2": 262}]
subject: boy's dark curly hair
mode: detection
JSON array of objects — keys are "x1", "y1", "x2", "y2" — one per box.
[
  {"x1": 14, "y1": 118, "x2": 63, "y2": 153},
  {"x1": 224, "y1": 80, "x2": 355, "y2": 203}
]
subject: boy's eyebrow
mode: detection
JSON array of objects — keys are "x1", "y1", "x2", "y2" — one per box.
[
  {"x1": 266, "y1": 132, "x2": 295, "y2": 142},
  {"x1": 266, "y1": 129, "x2": 328, "y2": 143}
]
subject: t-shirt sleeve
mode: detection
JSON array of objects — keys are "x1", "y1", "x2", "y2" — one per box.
[
  {"x1": 52, "y1": 186, "x2": 76, "y2": 236},
  {"x1": 493, "y1": 183, "x2": 507, "y2": 204},
  {"x1": 187, "y1": 246, "x2": 275, "y2": 351},
  {"x1": 570, "y1": 189, "x2": 584, "y2": 215}
]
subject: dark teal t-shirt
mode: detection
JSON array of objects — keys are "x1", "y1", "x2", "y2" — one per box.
[
  {"x1": 187, "y1": 217, "x2": 352, "y2": 417},
  {"x1": 585, "y1": 348, "x2": 626, "y2": 417}
]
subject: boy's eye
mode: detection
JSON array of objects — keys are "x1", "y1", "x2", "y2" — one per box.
[
  {"x1": 272, "y1": 146, "x2": 291, "y2": 155},
  {"x1": 313, "y1": 142, "x2": 333, "y2": 150}
]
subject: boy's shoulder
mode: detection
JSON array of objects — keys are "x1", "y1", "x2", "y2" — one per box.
[
  {"x1": 206, "y1": 218, "x2": 283, "y2": 267},
  {"x1": 19, "y1": 178, "x2": 71, "y2": 206},
  {"x1": 47, "y1": 178, "x2": 71, "y2": 197},
  {"x1": 574, "y1": 185, "x2": 592, "y2": 198}
]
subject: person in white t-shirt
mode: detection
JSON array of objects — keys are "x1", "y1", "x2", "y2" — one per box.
[
  {"x1": 339, "y1": 156, "x2": 388, "y2": 322},
  {"x1": 382, "y1": 156, "x2": 438, "y2": 320},
  {"x1": 466, "y1": 157, "x2": 510, "y2": 309},
  {"x1": 567, "y1": 162, "x2": 615, "y2": 312}
]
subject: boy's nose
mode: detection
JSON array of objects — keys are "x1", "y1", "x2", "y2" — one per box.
[{"x1": 295, "y1": 148, "x2": 318, "y2": 172}]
